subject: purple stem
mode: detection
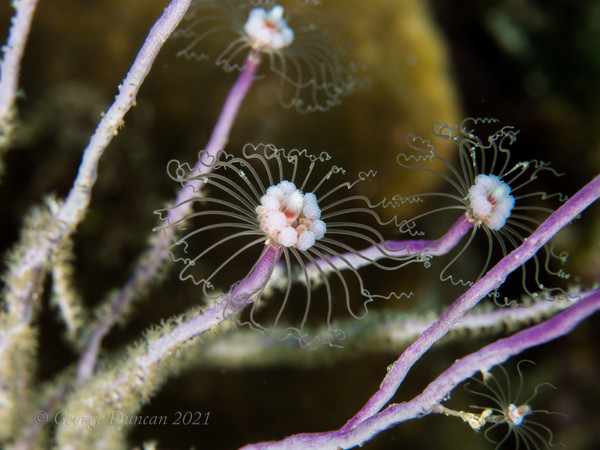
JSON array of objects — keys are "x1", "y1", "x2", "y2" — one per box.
[
  {"x1": 342, "y1": 174, "x2": 600, "y2": 429},
  {"x1": 244, "y1": 288, "x2": 600, "y2": 449},
  {"x1": 227, "y1": 246, "x2": 282, "y2": 309},
  {"x1": 386, "y1": 214, "x2": 473, "y2": 256},
  {"x1": 382, "y1": 288, "x2": 600, "y2": 425},
  {"x1": 305, "y1": 214, "x2": 473, "y2": 274},
  {"x1": 0, "y1": 0, "x2": 192, "y2": 360},
  {"x1": 105, "y1": 245, "x2": 279, "y2": 391},
  {"x1": 77, "y1": 56, "x2": 261, "y2": 383},
  {"x1": 243, "y1": 173, "x2": 600, "y2": 448},
  {"x1": 169, "y1": 55, "x2": 261, "y2": 224}
]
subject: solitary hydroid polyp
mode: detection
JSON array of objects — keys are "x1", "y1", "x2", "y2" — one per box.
[
  {"x1": 393, "y1": 117, "x2": 569, "y2": 299},
  {"x1": 465, "y1": 361, "x2": 562, "y2": 450},
  {"x1": 174, "y1": 0, "x2": 361, "y2": 111},
  {"x1": 155, "y1": 143, "x2": 413, "y2": 344}
]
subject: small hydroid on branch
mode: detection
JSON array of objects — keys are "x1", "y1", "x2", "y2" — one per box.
[
  {"x1": 394, "y1": 117, "x2": 569, "y2": 297},
  {"x1": 155, "y1": 143, "x2": 413, "y2": 345},
  {"x1": 457, "y1": 361, "x2": 563, "y2": 450},
  {"x1": 175, "y1": 0, "x2": 361, "y2": 111},
  {"x1": 436, "y1": 361, "x2": 561, "y2": 448}
]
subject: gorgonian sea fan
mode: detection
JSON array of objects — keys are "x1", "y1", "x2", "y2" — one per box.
[
  {"x1": 174, "y1": 0, "x2": 361, "y2": 112},
  {"x1": 154, "y1": 143, "x2": 413, "y2": 345},
  {"x1": 393, "y1": 117, "x2": 569, "y2": 299}
]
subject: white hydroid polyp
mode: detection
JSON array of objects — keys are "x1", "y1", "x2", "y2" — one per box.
[
  {"x1": 395, "y1": 117, "x2": 568, "y2": 296},
  {"x1": 244, "y1": 6, "x2": 294, "y2": 50},
  {"x1": 468, "y1": 174, "x2": 515, "y2": 230},
  {"x1": 257, "y1": 181, "x2": 325, "y2": 251},
  {"x1": 175, "y1": 0, "x2": 362, "y2": 112}
]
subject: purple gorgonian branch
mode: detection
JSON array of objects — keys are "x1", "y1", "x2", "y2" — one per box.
[
  {"x1": 0, "y1": 0, "x2": 39, "y2": 150},
  {"x1": 0, "y1": 0, "x2": 190, "y2": 322},
  {"x1": 0, "y1": 1, "x2": 190, "y2": 444},
  {"x1": 241, "y1": 172, "x2": 600, "y2": 448},
  {"x1": 78, "y1": 0, "x2": 356, "y2": 381},
  {"x1": 76, "y1": 51, "x2": 258, "y2": 383},
  {"x1": 346, "y1": 287, "x2": 600, "y2": 448},
  {"x1": 243, "y1": 287, "x2": 600, "y2": 449},
  {"x1": 0, "y1": 0, "x2": 192, "y2": 361}
]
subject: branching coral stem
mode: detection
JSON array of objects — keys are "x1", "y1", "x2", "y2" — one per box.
[
  {"x1": 386, "y1": 214, "x2": 473, "y2": 256},
  {"x1": 0, "y1": 2, "x2": 191, "y2": 440},
  {"x1": 305, "y1": 214, "x2": 472, "y2": 275},
  {"x1": 104, "y1": 245, "x2": 279, "y2": 392},
  {"x1": 169, "y1": 54, "x2": 260, "y2": 223},
  {"x1": 0, "y1": 0, "x2": 39, "y2": 144},
  {"x1": 54, "y1": 0, "x2": 192, "y2": 239},
  {"x1": 340, "y1": 287, "x2": 600, "y2": 448},
  {"x1": 77, "y1": 48, "x2": 260, "y2": 383},
  {"x1": 1, "y1": 0, "x2": 191, "y2": 326},
  {"x1": 247, "y1": 288, "x2": 600, "y2": 450},
  {"x1": 343, "y1": 174, "x2": 600, "y2": 429},
  {"x1": 241, "y1": 173, "x2": 600, "y2": 449},
  {"x1": 388, "y1": 288, "x2": 600, "y2": 425}
]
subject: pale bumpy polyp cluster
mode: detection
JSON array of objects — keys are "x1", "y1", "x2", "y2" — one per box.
[
  {"x1": 244, "y1": 5, "x2": 294, "y2": 50},
  {"x1": 256, "y1": 181, "x2": 326, "y2": 251},
  {"x1": 468, "y1": 174, "x2": 515, "y2": 230}
]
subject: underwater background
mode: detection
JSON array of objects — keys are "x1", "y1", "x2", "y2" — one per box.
[{"x1": 1, "y1": 0, "x2": 599, "y2": 448}]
